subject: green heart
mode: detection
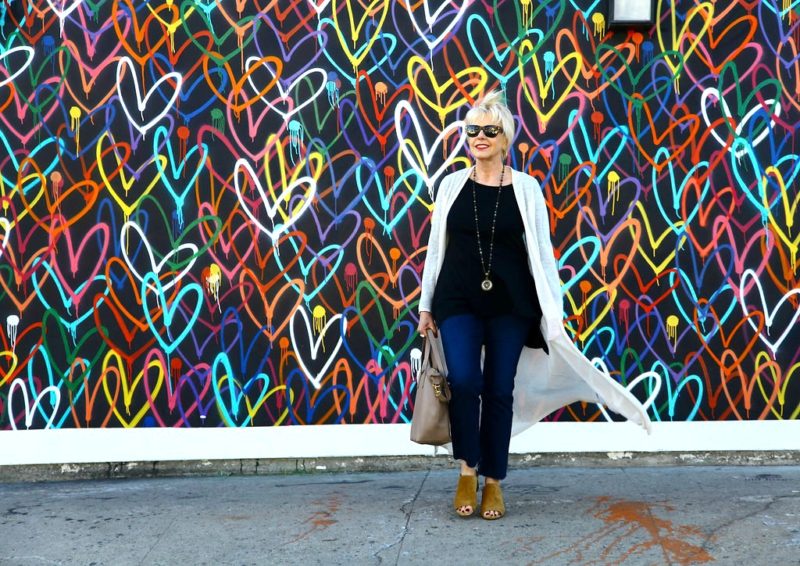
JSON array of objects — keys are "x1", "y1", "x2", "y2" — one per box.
[
  {"x1": 19, "y1": 45, "x2": 71, "y2": 121},
  {"x1": 179, "y1": 1, "x2": 258, "y2": 66},
  {"x1": 40, "y1": 309, "x2": 108, "y2": 395},
  {"x1": 717, "y1": 61, "x2": 781, "y2": 140},
  {"x1": 0, "y1": 265, "x2": 11, "y2": 303},
  {"x1": 596, "y1": 46, "x2": 684, "y2": 107},
  {"x1": 84, "y1": 0, "x2": 110, "y2": 23},
  {"x1": 620, "y1": 347, "x2": 682, "y2": 417},
  {"x1": 300, "y1": 85, "x2": 357, "y2": 151},
  {"x1": 132, "y1": 194, "x2": 222, "y2": 272},
  {"x1": 494, "y1": 0, "x2": 565, "y2": 66},
  {"x1": 354, "y1": 281, "x2": 417, "y2": 370}
]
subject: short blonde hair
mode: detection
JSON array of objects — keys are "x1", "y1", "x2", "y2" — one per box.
[{"x1": 465, "y1": 90, "x2": 515, "y2": 157}]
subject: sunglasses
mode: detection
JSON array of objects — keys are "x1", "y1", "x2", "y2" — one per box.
[{"x1": 465, "y1": 124, "x2": 503, "y2": 138}]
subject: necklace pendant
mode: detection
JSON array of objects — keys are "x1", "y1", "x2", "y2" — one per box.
[{"x1": 481, "y1": 278, "x2": 493, "y2": 292}]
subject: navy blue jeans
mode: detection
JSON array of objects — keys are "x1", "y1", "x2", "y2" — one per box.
[{"x1": 439, "y1": 313, "x2": 533, "y2": 480}]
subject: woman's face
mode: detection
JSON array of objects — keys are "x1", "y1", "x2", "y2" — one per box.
[{"x1": 466, "y1": 114, "x2": 507, "y2": 163}]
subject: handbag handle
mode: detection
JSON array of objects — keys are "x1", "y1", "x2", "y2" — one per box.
[{"x1": 423, "y1": 329, "x2": 448, "y2": 376}]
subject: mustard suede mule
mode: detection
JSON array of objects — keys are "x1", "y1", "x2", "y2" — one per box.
[
  {"x1": 481, "y1": 482, "x2": 505, "y2": 520},
  {"x1": 453, "y1": 474, "x2": 478, "y2": 517}
]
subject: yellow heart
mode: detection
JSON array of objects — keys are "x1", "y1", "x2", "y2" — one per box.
[
  {"x1": 629, "y1": 201, "x2": 686, "y2": 277},
  {"x1": 762, "y1": 166, "x2": 800, "y2": 269},
  {"x1": 783, "y1": 363, "x2": 800, "y2": 420},
  {"x1": 518, "y1": 40, "x2": 581, "y2": 130},
  {"x1": 656, "y1": 0, "x2": 714, "y2": 85},
  {"x1": 564, "y1": 286, "x2": 617, "y2": 344},
  {"x1": 260, "y1": 134, "x2": 324, "y2": 223},
  {"x1": 407, "y1": 55, "x2": 487, "y2": 127},
  {"x1": 0, "y1": 166, "x2": 45, "y2": 228},
  {"x1": 97, "y1": 132, "x2": 166, "y2": 221},
  {"x1": 102, "y1": 350, "x2": 164, "y2": 428},
  {"x1": 0, "y1": 349, "x2": 18, "y2": 387},
  {"x1": 331, "y1": 0, "x2": 390, "y2": 72}
]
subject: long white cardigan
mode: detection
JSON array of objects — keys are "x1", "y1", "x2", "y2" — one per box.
[{"x1": 419, "y1": 167, "x2": 652, "y2": 435}]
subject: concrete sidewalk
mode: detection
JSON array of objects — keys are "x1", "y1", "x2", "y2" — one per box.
[{"x1": 1, "y1": 464, "x2": 799, "y2": 565}]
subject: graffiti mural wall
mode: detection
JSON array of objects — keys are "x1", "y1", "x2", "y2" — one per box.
[{"x1": 0, "y1": 0, "x2": 798, "y2": 454}]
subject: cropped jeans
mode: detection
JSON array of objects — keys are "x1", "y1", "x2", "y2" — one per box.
[{"x1": 439, "y1": 313, "x2": 533, "y2": 480}]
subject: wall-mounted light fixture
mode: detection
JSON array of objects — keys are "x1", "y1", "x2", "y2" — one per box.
[{"x1": 608, "y1": 0, "x2": 656, "y2": 27}]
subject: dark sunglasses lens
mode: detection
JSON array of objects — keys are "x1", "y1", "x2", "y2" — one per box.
[{"x1": 465, "y1": 125, "x2": 501, "y2": 138}]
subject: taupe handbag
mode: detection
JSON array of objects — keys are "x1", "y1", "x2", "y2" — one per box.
[{"x1": 410, "y1": 329, "x2": 451, "y2": 446}]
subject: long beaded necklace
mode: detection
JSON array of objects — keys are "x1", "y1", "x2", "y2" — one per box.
[{"x1": 471, "y1": 165, "x2": 504, "y2": 292}]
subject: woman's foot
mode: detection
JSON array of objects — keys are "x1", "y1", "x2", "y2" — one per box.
[
  {"x1": 481, "y1": 480, "x2": 505, "y2": 520},
  {"x1": 453, "y1": 471, "x2": 478, "y2": 517}
]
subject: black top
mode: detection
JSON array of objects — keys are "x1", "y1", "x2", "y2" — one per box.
[{"x1": 432, "y1": 179, "x2": 546, "y2": 349}]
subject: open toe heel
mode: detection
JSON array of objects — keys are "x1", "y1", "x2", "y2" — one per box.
[
  {"x1": 481, "y1": 483, "x2": 505, "y2": 520},
  {"x1": 453, "y1": 474, "x2": 478, "y2": 517}
]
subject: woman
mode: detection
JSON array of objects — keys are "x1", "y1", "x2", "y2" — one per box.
[{"x1": 417, "y1": 91, "x2": 650, "y2": 520}]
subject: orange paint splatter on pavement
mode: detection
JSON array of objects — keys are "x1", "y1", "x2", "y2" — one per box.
[
  {"x1": 593, "y1": 496, "x2": 714, "y2": 565},
  {"x1": 531, "y1": 496, "x2": 714, "y2": 565}
]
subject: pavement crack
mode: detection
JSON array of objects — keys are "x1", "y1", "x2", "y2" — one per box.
[
  {"x1": 138, "y1": 516, "x2": 176, "y2": 566},
  {"x1": 373, "y1": 469, "x2": 430, "y2": 565},
  {"x1": 700, "y1": 493, "x2": 799, "y2": 552}
]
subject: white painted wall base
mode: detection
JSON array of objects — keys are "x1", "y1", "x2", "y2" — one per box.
[{"x1": 2, "y1": 421, "x2": 799, "y2": 466}]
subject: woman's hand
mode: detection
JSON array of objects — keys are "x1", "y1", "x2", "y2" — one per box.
[{"x1": 417, "y1": 311, "x2": 438, "y2": 337}]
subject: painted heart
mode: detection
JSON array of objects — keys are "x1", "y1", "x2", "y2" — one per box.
[
  {"x1": 739, "y1": 269, "x2": 800, "y2": 356},
  {"x1": 239, "y1": 268, "x2": 305, "y2": 341},
  {"x1": 330, "y1": 0, "x2": 390, "y2": 72},
  {"x1": 405, "y1": 0, "x2": 469, "y2": 51},
  {"x1": 234, "y1": 154, "x2": 317, "y2": 243},
  {"x1": 289, "y1": 307, "x2": 345, "y2": 389},
  {"x1": 116, "y1": 56, "x2": 182, "y2": 136},
  {"x1": 211, "y1": 351, "x2": 274, "y2": 427},
  {"x1": 141, "y1": 272, "x2": 204, "y2": 356},
  {"x1": 7, "y1": 377, "x2": 61, "y2": 430},
  {"x1": 394, "y1": 100, "x2": 467, "y2": 202}
]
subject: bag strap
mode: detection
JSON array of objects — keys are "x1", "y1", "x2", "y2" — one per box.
[{"x1": 424, "y1": 329, "x2": 448, "y2": 375}]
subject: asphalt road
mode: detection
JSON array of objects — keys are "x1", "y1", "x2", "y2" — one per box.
[{"x1": 1, "y1": 464, "x2": 799, "y2": 565}]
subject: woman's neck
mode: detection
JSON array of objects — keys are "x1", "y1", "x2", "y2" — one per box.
[{"x1": 473, "y1": 161, "x2": 506, "y2": 185}]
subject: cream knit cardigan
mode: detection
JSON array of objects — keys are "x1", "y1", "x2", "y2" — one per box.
[{"x1": 419, "y1": 167, "x2": 652, "y2": 435}]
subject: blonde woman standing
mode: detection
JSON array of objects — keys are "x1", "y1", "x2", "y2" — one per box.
[{"x1": 417, "y1": 91, "x2": 650, "y2": 520}]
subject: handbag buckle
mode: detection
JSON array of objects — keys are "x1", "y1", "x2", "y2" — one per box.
[{"x1": 432, "y1": 381, "x2": 446, "y2": 402}]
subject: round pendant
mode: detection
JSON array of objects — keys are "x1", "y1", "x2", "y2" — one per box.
[{"x1": 481, "y1": 279, "x2": 493, "y2": 292}]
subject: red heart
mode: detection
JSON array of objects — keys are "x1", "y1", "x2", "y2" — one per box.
[{"x1": 355, "y1": 71, "x2": 414, "y2": 154}]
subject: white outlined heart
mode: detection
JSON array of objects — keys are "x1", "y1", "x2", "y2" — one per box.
[
  {"x1": 116, "y1": 56, "x2": 182, "y2": 136},
  {"x1": 0, "y1": 46, "x2": 34, "y2": 88},
  {"x1": 120, "y1": 220, "x2": 198, "y2": 294},
  {"x1": 700, "y1": 87, "x2": 780, "y2": 159},
  {"x1": 395, "y1": 100, "x2": 466, "y2": 199},
  {"x1": 290, "y1": 308, "x2": 345, "y2": 389},
  {"x1": 245, "y1": 58, "x2": 327, "y2": 122},
  {"x1": 592, "y1": 357, "x2": 661, "y2": 422},
  {"x1": 46, "y1": 0, "x2": 83, "y2": 35},
  {"x1": 9, "y1": 378, "x2": 61, "y2": 430},
  {"x1": 740, "y1": 268, "x2": 800, "y2": 356},
  {"x1": 406, "y1": 0, "x2": 471, "y2": 51},
  {"x1": 234, "y1": 158, "x2": 317, "y2": 243},
  {"x1": 307, "y1": 0, "x2": 331, "y2": 15}
]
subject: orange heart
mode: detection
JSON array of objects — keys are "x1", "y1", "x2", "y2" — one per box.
[
  {"x1": 695, "y1": 302, "x2": 763, "y2": 374},
  {"x1": 239, "y1": 268, "x2": 304, "y2": 341},
  {"x1": 629, "y1": 97, "x2": 699, "y2": 172}
]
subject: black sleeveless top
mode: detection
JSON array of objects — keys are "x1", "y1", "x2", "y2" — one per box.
[{"x1": 431, "y1": 179, "x2": 546, "y2": 349}]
